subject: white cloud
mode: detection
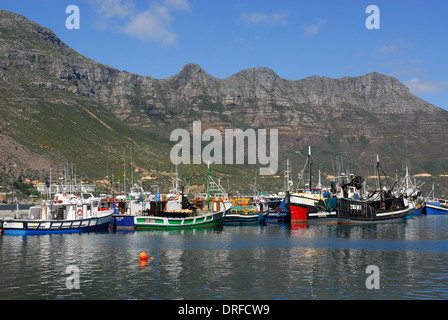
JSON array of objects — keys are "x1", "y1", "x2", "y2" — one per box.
[
  {"x1": 404, "y1": 78, "x2": 448, "y2": 94},
  {"x1": 121, "y1": 9, "x2": 177, "y2": 45},
  {"x1": 162, "y1": 0, "x2": 190, "y2": 11},
  {"x1": 90, "y1": 0, "x2": 190, "y2": 46},
  {"x1": 302, "y1": 19, "x2": 326, "y2": 36},
  {"x1": 96, "y1": 0, "x2": 135, "y2": 19},
  {"x1": 239, "y1": 11, "x2": 289, "y2": 26},
  {"x1": 375, "y1": 42, "x2": 413, "y2": 55}
]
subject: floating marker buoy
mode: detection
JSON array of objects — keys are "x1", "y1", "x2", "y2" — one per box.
[{"x1": 139, "y1": 252, "x2": 148, "y2": 261}]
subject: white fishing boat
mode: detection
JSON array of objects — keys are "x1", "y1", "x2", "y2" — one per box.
[
  {"x1": 395, "y1": 167, "x2": 425, "y2": 216},
  {"x1": 2, "y1": 192, "x2": 113, "y2": 236}
]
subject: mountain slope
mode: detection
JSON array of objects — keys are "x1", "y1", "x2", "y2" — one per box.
[{"x1": 0, "y1": 9, "x2": 447, "y2": 194}]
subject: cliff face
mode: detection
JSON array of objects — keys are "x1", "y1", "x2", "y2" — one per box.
[{"x1": 0, "y1": 9, "x2": 447, "y2": 181}]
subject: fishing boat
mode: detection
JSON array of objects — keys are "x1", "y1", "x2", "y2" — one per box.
[
  {"x1": 225, "y1": 176, "x2": 269, "y2": 225},
  {"x1": 336, "y1": 156, "x2": 412, "y2": 224},
  {"x1": 424, "y1": 183, "x2": 448, "y2": 215},
  {"x1": 425, "y1": 200, "x2": 448, "y2": 215},
  {"x1": 135, "y1": 163, "x2": 231, "y2": 230},
  {"x1": 134, "y1": 194, "x2": 227, "y2": 230},
  {"x1": 287, "y1": 191, "x2": 338, "y2": 224},
  {"x1": 286, "y1": 147, "x2": 339, "y2": 224},
  {"x1": 2, "y1": 192, "x2": 113, "y2": 235},
  {"x1": 396, "y1": 167, "x2": 425, "y2": 216},
  {"x1": 224, "y1": 206, "x2": 268, "y2": 225},
  {"x1": 225, "y1": 196, "x2": 268, "y2": 225},
  {"x1": 413, "y1": 200, "x2": 426, "y2": 216},
  {"x1": 111, "y1": 184, "x2": 151, "y2": 230},
  {"x1": 265, "y1": 195, "x2": 288, "y2": 222}
]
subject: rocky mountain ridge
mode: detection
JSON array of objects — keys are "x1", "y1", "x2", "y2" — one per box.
[{"x1": 0, "y1": 9, "x2": 447, "y2": 190}]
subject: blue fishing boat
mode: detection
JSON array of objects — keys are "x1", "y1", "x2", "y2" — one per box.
[
  {"x1": 266, "y1": 196, "x2": 288, "y2": 222},
  {"x1": 423, "y1": 183, "x2": 448, "y2": 215},
  {"x1": 425, "y1": 200, "x2": 448, "y2": 215},
  {"x1": 111, "y1": 185, "x2": 151, "y2": 230},
  {"x1": 413, "y1": 200, "x2": 425, "y2": 216}
]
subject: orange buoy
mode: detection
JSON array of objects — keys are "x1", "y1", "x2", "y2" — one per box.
[{"x1": 139, "y1": 252, "x2": 148, "y2": 261}]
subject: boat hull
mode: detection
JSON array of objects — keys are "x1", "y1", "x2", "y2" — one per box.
[
  {"x1": 337, "y1": 199, "x2": 410, "y2": 224},
  {"x1": 2, "y1": 213, "x2": 113, "y2": 236},
  {"x1": 413, "y1": 201, "x2": 425, "y2": 216},
  {"x1": 224, "y1": 211, "x2": 268, "y2": 225},
  {"x1": 111, "y1": 214, "x2": 135, "y2": 230},
  {"x1": 288, "y1": 193, "x2": 339, "y2": 224},
  {"x1": 135, "y1": 210, "x2": 225, "y2": 230},
  {"x1": 425, "y1": 202, "x2": 448, "y2": 215}
]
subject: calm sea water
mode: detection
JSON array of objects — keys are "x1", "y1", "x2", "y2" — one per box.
[{"x1": 1, "y1": 215, "x2": 448, "y2": 300}]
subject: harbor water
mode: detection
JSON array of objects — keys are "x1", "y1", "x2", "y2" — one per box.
[{"x1": 1, "y1": 215, "x2": 448, "y2": 300}]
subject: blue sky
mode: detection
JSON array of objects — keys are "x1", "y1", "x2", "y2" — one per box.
[{"x1": 2, "y1": 0, "x2": 448, "y2": 109}]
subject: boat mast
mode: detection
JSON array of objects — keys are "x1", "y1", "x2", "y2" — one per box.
[
  {"x1": 207, "y1": 161, "x2": 210, "y2": 211},
  {"x1": 123, "y1": 151, "x2": 126, "y2": 196},
  {"x1": 285, "y1": 159, "x2": 291, "y2": 192},
  {"x1": 175, "y1": 164, "x2": 179, "y2": 193},
  {"x1": 376, "y1": 155, "x2": 384, "y2": 205},
  {"x1": 376, "y1": 155, "x2": 381, "y2": 190},
  {"x1": 308, "y1": 146, "x2": 312, "y2": 191}
]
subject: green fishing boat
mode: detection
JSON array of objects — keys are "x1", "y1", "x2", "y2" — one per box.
[
  {"x1": 134, "y1": 163, "x2": 231, "y2": 230},
  {"x1": 134, "y1": 208, "x2": 226, "y2": 230}
]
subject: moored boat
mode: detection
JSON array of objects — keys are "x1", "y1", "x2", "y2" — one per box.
[
  {"x1": 111, "y1": 185, "x2": 151, "y2": 230},
  {"x1": 135, "y1": 207, "x2": 226, "y2": 230},
  {"x1": 135, "y1": 191, "x2": 230, "y2": 230},
  {"x1": 413, "y1": 200, "x2": 426, "y2": 216},
  {"x1": 396, "y1": 167, "x2": 425, "y2": 217},
  {"x1": 225, "y1": 191, "x2": 269, "y2": 225},
  {"x1": 425, "y1": 200, "x2": 448, "y2": 215},
  {"x1": 265, "y1": 195, "x2": 288, "y2": 222},
  {"x1": 225, "y1": 200, "x2": 268, "y2": 225},
  {"x1": 2, "y1": 192, "x2": 113, "y2": 236},
  {"x1": 336, "y1": 157, "x2": 411, "y2": 224},
  {"x1": 423, "y1": 183, "x2": 448, "y2": 215},
  {"x1": 285, "y1": 147, "x2": 338, "y2": 224},
  {"x1": 287, "y1": 191, "x2": 338, "y2": 224},
  {"x1": 135, "y1": 163, "x2": 232, "y2": 230},
  {"x1": 337, "y1": 197, "x2": 411, "y2": 224}
]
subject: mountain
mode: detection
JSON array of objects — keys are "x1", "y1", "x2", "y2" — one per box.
[{"x1": 1, "y1": 9, "x2": 447, "y2": 194}]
